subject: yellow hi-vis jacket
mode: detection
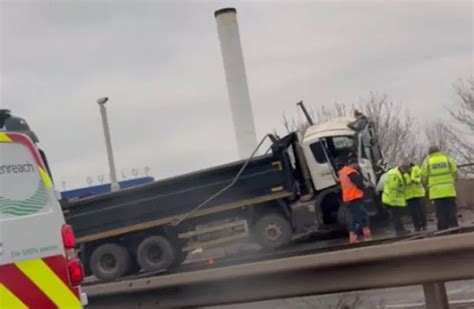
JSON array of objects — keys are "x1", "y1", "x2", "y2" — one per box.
[
  {"x1": 382, "y1": 167, "x2": 407, "y2": 207},
  {"x1": 404, "y1": 165, "x2": 426, "y2": 200},
  {"x1": 420, "y1": 152, "x2": 457, "y2": 200}
]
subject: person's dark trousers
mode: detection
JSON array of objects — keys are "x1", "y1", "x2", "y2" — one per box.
[
  {"x1": 346, "y1": 200, "x2": 369, "y2": 233},
  {"x1": 433, "y1": 197, "x2": 459, "y2": 231},
  {"x1": 407, "y1": 198, "x2": 427, "y2": 231},
  {"x1": 385, "y1": 205, "x2": 407, "y2": 235}
]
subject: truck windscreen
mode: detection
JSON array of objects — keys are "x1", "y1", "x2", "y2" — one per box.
[{"x1": 326, "y1": 136, "x2": 355, "y2": 159}]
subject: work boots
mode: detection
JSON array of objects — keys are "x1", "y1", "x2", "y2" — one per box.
[
  {"x1": 362, "y1": 227, "x2": 372, "y2": 241},
  {"x1": 348, "y1": 232, "x2": 358, "y2": 244}
]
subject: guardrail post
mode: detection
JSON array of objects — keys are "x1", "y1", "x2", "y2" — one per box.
[{"x1": 422, "y1": 282, "x2": 449, "y2": 309}]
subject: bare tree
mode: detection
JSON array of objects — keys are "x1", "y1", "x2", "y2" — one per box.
[
  {"x1": 424, "y1": 78, "x2": 474, "y2": 177},
  {"x1": 424, "y1": 120, "x2": 452, "y2": 154},
  {"x1": 362, "y1": 93, "x2": 425, "y2": 165},
  {"x1": 446, "y1": 78, "x2": 474, "y2": 173},
  {"x1": 282, "y1": 112, "x2": 302, "y2": 134},
  {"x1": 314, "y1": 102, "x2": 349, "y2": 122},
  {"x1": 451, "y1": 78, "x2": 474, "y2": 132}
]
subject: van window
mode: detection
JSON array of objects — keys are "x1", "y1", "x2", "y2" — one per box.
[{"x1": 0, "y1": 142, "x2": 51, "y2": 219}]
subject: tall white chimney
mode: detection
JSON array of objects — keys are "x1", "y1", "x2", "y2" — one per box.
[{"x1": 215, "y1": 8, "x2": 258, "y2": 159}]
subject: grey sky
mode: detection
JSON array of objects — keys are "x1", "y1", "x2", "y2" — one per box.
[{"x1": 1, "y1": 0, "x2": 472, "y2": 189}]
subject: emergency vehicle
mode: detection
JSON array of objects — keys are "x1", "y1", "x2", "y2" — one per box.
[{"x1": 0, "y1": 110, "x2": 87, "y2": 308}]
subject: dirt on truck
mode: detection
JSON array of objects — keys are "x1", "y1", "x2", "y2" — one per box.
[{"x1": 62, "y1": 111, "x2": 386, "y2": 281}]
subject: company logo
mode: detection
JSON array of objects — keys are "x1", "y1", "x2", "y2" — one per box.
[
  {"x1": 0, "y1": 141, "x2": 50, "y2": 218},
  {"x1": 0, "y1": 183, "x2": 48, "y2": 217},
  {"x1": 0, "y1": 163, "x2": 35, "y2": 175}
]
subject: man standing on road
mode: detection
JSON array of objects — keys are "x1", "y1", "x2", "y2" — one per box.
[
  {"x1": 421, "y1": 146, "x2": 458, "y2": 230},
  {"x1": 382, "y1": 162, "x2": 411, "y2": 236},
  {"x1": 405, "y1": 162, "x2": 427, "y2": 231},
  {"x1": 338, "y1": 160, "x2": 371, "y2": 244}
]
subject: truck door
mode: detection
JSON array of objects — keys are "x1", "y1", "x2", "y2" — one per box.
[
  {"x1": 357, "y1": 130, "x2": 377, "y2": 187},
  {"x1": 302, "y1": 140, "x2": 337, "y2": 191},
  {"x1": 303, "y1": 135, "x2": 357, "y2": 191}
]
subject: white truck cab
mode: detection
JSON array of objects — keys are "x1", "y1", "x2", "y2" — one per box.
[
  {"x1": 292, "y1": 112, "x2": 386, "y2": 226},
  {"x1": 300, "y1": 114, "x2": 382, "y2": 191}
]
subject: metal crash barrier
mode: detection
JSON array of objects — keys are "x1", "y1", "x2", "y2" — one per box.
[{"x1": 84, "y1": 229, "x2": 474, "y2": 308}]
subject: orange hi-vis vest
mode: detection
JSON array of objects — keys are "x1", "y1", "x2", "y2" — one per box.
[{"x1": 338, "y1": 166, "x2": 364, "y2": 202}]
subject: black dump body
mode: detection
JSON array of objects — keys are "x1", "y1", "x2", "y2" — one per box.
[{"x1": 64, "y1": 134, "x2": 301, "y2": 240}]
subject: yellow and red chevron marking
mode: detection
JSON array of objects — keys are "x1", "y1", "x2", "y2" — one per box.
[
  {"x1": 0, "y1": 255, "x2": 81, "y2": 308},
  {"x1": 0, "y1": 132, "x2": 52, "y2": 188},
  {"x1": 0, "y1": 132, "x2": 11, "y2": 142}
]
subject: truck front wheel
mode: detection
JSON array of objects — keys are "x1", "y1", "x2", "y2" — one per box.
[
  {"x1": 337, "y1": 204, "x2": 351, "y2": 231},
  {"x1": 136, "y1": 236, "x2": 175, "y2": 272},
  {"x1": 90, "y1": 243, "x2": 132, "y2": 281},
  {"x1": 253, "y1": 213, "x2": 292, "y2": 250}
]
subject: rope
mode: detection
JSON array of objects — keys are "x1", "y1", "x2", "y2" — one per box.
[{"x1": 172, "y1": 134, "x2": 274, "y2": 226}]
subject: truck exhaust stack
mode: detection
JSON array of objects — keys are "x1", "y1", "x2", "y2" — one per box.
[{"x1": 215, "y1": 7, "x2": 258, "y2": 159}]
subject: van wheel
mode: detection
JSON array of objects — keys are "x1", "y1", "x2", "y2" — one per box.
[
  {"x1": 90, "y1": 243, "x2": 131, "y2": 281},
  {"x1": 253, "y1": 213, "x2": 292, "y2": 250},
  {"x1": 136, "y1": 236, "x2": 175, "y2": 272}
]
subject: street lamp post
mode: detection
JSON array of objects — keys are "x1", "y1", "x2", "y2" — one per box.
[{"x1": 97, "y1": 97, "x2": 120, "y2": 192}]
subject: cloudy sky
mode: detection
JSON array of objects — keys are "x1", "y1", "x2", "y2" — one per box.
[{"x1": 1, "y1": 0, "x2": 472, "y2": 189}]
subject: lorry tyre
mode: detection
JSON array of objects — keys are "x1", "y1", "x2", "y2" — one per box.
[
  {"x1": 90, "y1": 243, "x2": 132, "y2": 281},
  {"x1": 253, "y1": 213, "x2": 292, "y2": 250},
  {"x1": 169, "y1": 249, "x2": 188, "y2": 269},
  {"x1": 337, "y1": 204, "x2": 351, "y2": 231},
  {"x1": 136, "y1": 236, "x2": 175, "y2": 271}
]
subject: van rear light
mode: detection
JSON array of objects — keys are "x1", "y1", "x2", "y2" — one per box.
[
  {"x1": 61, "y1": 224, "x2": 76, "y2": 249},
  {"x1": 68, "y1": 258, "x2": 84, "y2": 286}
]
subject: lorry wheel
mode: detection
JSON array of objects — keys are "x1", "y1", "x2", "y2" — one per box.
[
  {"x1": 169, "y1": 249, "x2": 188, "y2": 269},
  {"x1": 136, "y1": 236, "x2": 175, "y2": 272},
  {"x1": 337, "y1": 204, "x2": 351, "y2": 231},
  {"x1": 253, "y1": 213, "x2": 292, "y2": 250},
  {"x1": 90, "y1": 243, "x2": 131, "y2": 281}
]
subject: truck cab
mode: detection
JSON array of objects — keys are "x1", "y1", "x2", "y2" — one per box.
[
  {"x1": 0, "y1": 110, "x2": 87, "y2": 308},
  {"x1": 296, "y1": 113, "x2": 385, "y2": 225},
  {"x1": 301, "y1": 114, "x2": 383, "y2": 187}
]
